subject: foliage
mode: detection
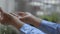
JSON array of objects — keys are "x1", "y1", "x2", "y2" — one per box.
[
  {"x1": 41, "y1": 12, "x2": 60, "y2": 23},
  {"x1": 0, "y1": 24, "x2": 20, "y2": 34}
]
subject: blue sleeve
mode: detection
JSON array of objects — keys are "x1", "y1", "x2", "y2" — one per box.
[
  {"x1": 40, "y1": 20, "x2": 60, "y2": 34},
  {"x1": 20, "y1": 24, "x2": 46, "y2": 34}
]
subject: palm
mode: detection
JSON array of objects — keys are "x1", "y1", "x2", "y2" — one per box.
[
  {"x1": 1, "y1": 13, "x2": 13, "y2": 24},
  {"x1": 18, "y1": 12, "x2": 34, "y2": 23},
  {"x1": 0, "y1": 8, "x2": 13, "y2": 25}
]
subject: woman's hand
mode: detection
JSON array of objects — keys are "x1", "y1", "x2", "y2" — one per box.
[
  {"x1": 16, "y1": 12, "x2": 41, "y2": 27},
  {"x1": 0, "y1": 8, "x2": 24, "y2": 29},
  {"x1": 0, "y1": 8, "x2": 15, "y2": 24}
]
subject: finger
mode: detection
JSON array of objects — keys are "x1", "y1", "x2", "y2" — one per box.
[
  {"x1": 10, "y1": 13, "x2": 18, "y2": 17},
  {"x1": 17, "y1": 12, "x2": 27, "y2": 17},
  {"x1": 25, "y1": 12, "x2": 32, "y2": 16},
  {"x1": 0, "y1": 8, "x2": 7, "y2": 15},
  {"x1": 18, "y1": 12, "x2": 32, "y2": 19},
  {"x1": 0, "y1": 7, "x2": 3, "y2": 12},
  {"x1": 10, "y1": 13, "x2": 22, "y2": 19},
  {"x1": 0, "y1": 8, "x2": 4, "y2": 21}
]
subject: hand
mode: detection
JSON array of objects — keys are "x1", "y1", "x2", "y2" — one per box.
[
  {"x1": 16, "y1": 12, "x2": 35, "y2": 23},
  {"x1": 0, "y1": 8, "x2": 4, "y2": 22},
  {"x1": 16, "y1": 12, "x2": 42, "y2": 27},
  {"x1": 0, "y1": 8, "x2": 24, "y2": 29},
  {"x1": 0, "y1": 9, "x2": 16, "y2": 24}
]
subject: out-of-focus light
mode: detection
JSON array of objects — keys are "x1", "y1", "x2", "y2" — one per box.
[
  {"x1": 41, "y1": 0, "x2": 60, "y2": 4},
  {"x1": 36, "y1": 11, "x2": 44, "y2": 16},
  {"x1": 29, "y1": 2, "x2": 43, "y2": 6}
]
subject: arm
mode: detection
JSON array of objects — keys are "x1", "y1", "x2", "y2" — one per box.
[
  {"x1": 40, "y1": 20, "x2": 60, "y2": 34},
  {"x1": 17, "y1": 12, "x2": 60, "y2": 29},
  {"x1": 20, "y1": 23, "x2": 46, "y2": 34},
  {"x1": 17, "y1": 12, "x2": 60, "y2": 34}
]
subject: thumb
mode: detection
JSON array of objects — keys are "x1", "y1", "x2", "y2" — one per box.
[{"x1": 0, "y1": 7, "x2": 3, "y2": 12}]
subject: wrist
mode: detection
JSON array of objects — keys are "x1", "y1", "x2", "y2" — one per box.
[
  {"x1": 30, "y1": 16, "x2": 42, "y2": 27},
  {"x1": 11, "y1": 20, "x2": 25, "y2": 30}
]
